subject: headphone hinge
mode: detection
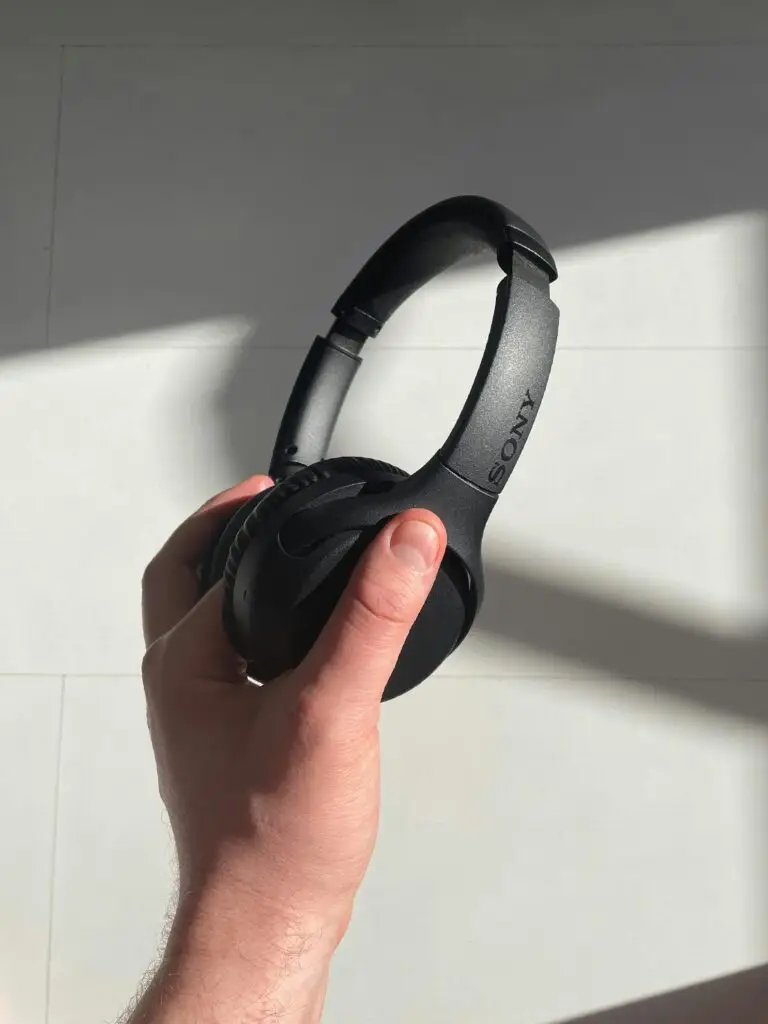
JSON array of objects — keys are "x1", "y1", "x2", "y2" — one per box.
[{"x1": 330, "y1": 305, "x2": 382, "y2": 344}]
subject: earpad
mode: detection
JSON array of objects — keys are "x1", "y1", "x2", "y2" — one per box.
[
  {"x1": 198, "y1": 459, "x2": 395, "y2": 591},
  {"x1": 221, "y1": 457, "x2": 407, "y2": 647},
  {"x1": 199, "y1": 486, "x2": 274, "y2": 592},
  {"x1": 223, "y1": 456, "x2": 407, "y2": 593},
  {"x1": 222, "y1": 456, "x2": 471, "y2": 700}
]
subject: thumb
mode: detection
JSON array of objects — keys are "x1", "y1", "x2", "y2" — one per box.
[{"x1": 296, "y1": 509, "x2": 447, "y2": 707}]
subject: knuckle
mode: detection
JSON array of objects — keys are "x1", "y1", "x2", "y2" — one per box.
[
  {"x1": 141, "y1": 639, "x2": 165, "y2": 688},
  {"x1": 294, "y1": 685, "x2": 337, "y2": 747},
  {"x1": 294, "y1": 684, "x2": 372, "y2": 755},
  {"x1": 351, "y1": 569, "x2": 420, "y2": 631},
  {"x1": 141, "y1": 555, "x2": 164, "y2": 594}
]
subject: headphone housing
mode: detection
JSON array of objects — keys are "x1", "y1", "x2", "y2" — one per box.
[{"x1": 201, "y1": 196, "x2": 560, "y2": 700}]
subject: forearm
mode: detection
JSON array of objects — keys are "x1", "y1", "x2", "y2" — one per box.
[{"x1": 123, "y1": 874, "x2": 347, "y2": 1024}]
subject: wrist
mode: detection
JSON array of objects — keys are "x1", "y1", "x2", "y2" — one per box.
[
  {"x1": 131, "y1": 871, "x2": 350, "y2": 1024},
  {"x1": 171, "y1": 870, "x2": 351, "y2": 970}
]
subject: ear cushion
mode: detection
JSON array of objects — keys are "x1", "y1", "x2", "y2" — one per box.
[
  {"x1": 199, "y1": 486, "x2": 273, "y2": 592},
  {"x1": 223, "y1": 457, "x2": 406, "y2": 591},
  {"x1": 201, "y1": 458, "x2": 405, "y2": 595},
  {"x1": 221, "y1": 456, "x2": 408, "y2": 657}
]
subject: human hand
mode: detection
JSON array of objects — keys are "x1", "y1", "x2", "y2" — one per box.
[{"x1": 133, "y1": 473, "x2": 447, "y2": 1023}]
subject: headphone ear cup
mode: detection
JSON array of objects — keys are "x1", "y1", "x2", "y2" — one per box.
[
  {"x1": 221, "y1": 455, "x2": 472, "y2": 700},
  {"x1": 221, "y1": 457, "x2": 408, "y2": 672},
  {"x1": 330, "y1": 455, "x2": 409, "y2": 488},
  {"x1": 223, "y1": 457, "x2": 409, "y2": 592},
  {"x1": 198, "y1": 486, "x2": 275, "y2": 594},
  {"x1": 222, "y1": 462, "x2": 346, "y2": 599}
]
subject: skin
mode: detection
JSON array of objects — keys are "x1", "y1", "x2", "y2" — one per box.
[{"x1": 124, "y1": 472, "x2": 447, "y2": 1023}]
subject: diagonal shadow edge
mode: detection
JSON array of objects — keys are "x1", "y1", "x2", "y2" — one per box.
[
  {"x1": 552, "y1": 962, "x2": 768, "y2": 1024},
  {"x1": 476, "y1": 560, "x2": 768, "y2": 725}
]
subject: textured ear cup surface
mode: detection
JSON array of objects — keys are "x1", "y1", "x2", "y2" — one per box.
[
  {"x1": 222, "y1": 456, "x2": 407, "y2": 594},
  {"x1": 222, "y1": 456, "x2": 471, "y2": 700},
  {"x1": 221, "y1": 456, "x2": 409, "y2": 679},
  {"x1": 197, "y1": 486, "x2": 275, "y2": 594}
]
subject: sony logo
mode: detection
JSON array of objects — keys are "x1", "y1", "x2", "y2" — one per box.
[{"x1": 487, "y1": 389, "x2": 536, "y2": 488}]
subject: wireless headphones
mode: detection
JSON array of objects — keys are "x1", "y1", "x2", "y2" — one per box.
[{"x1": 200, "y1": 195, "x2": 560, "y2": 700}]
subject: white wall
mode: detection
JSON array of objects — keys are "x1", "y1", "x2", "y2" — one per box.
[{"x1": 2, "y1": 5, "x2": 768, "y2": 1022}]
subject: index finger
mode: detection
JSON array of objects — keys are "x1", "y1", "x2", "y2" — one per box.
[{"x1": 142, "y1": 474, "x2": 272, "y2": 647}]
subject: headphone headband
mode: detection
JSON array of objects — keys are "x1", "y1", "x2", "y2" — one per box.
[
  {"x1": 330, "y1": 194, "x2": 557, "y2": 338},
  {"x1": 270, "y1": 195, "x2": 559, "y2": 496}
]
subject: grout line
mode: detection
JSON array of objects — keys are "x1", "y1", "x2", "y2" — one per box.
[
  {"x1": 85, "y1": 343, "x2": 766, "y2": 353},
  {"x1": 60, "y1": 41, "x2": 768, "y2": 51},
  {"x1": 43, "y1": 45, "x2": 66, "y2": 351},
  {"x1": 43, "y1": 676, "x2": 66, "y2": 1024},
  {"x1": 0, "y1": 673, "x2": 73, "y2": 678}
]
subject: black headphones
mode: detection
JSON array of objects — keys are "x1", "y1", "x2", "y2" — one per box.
[{"x1": 200, "y1": 195, "x2": 560, "y2": 700}]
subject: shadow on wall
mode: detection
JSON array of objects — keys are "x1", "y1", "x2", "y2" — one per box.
[
  {"x1": 559, "y1": 963, "x2": 768, "y2": 1024},
  {"x1": 480, "y1": 558, "x2": 768, "y2": 722},
  {"x1": 39, "y1": 47, "x2": 768, "y2": 357},
  {"x1": 27, "y1": 42, "x2": 768, "y2": 1024}
]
